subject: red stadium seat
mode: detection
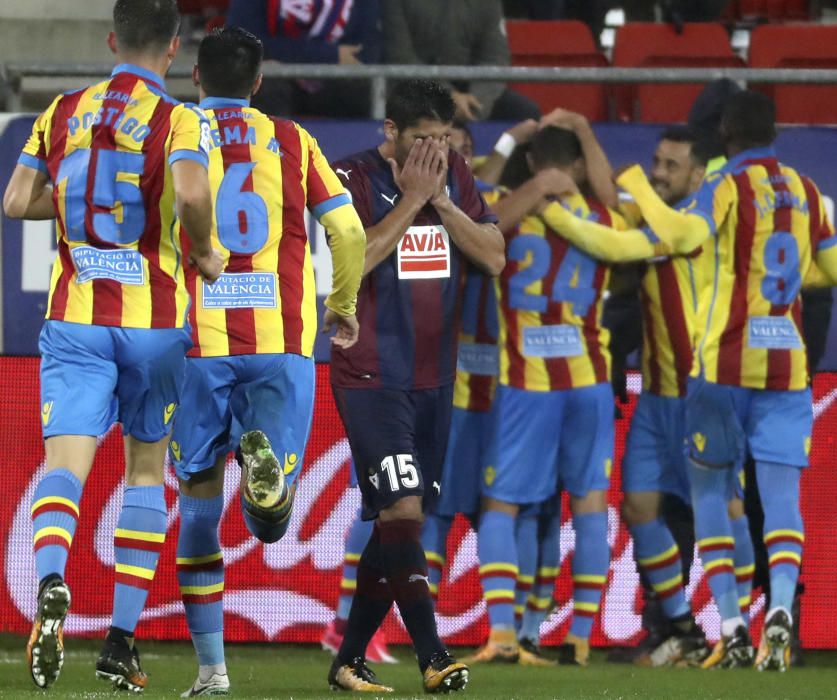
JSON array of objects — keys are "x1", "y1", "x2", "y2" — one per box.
[
  {"x1": 506, "y1": 20, "x2": 609, "y2": 122},
  {"x1": 178, "y1": 0, "x2": 229, "y2": 15},
  {"x1": 612, "y1": 22, "x2": 743, "y2": 123},
  {"x1": 749, "y1": 24, "x2": 837, "y2": 124},
  {"x1": 727, "y1": 0, "x2": 809, "y2": 21}
]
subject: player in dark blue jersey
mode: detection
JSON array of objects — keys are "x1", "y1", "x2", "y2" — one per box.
[{"x1": 327, "y1": 80, "x2": 504, "y2": 694}]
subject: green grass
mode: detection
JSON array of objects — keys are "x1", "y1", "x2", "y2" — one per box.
[{"x1": 2, "y1": 635, "x2": 837, "y2": 699}]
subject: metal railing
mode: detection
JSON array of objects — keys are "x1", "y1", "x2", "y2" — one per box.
[{"x1": 4, "y1": 62, "x2": 837, "y2": 116}]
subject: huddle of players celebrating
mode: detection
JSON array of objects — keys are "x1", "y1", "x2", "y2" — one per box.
[{"x1": 4, "y1": 0, "x2": 835, "y2": 696}]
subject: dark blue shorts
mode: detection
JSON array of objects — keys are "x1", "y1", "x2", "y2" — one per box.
[{"x1": 332, "y1": 384, "x2": 453, "y2": 520}]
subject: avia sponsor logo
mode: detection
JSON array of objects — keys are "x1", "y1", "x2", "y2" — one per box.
[
  {"x1": 397, "y1": 225, "x2": 451, "y2": 280},
  {"x1": 202, "y1": 272, "x2": 278, "y2": 309},
  {"x1": 71, "y1": 246, "x2": 145, "y2": 286}
]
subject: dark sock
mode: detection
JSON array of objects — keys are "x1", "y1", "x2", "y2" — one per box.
[
  {"x1": 337, "y1": 526, "x2": 393, "y2": 664},
  {"x1": 378, "y1": 519, "x2": 444, "y2": 670}
]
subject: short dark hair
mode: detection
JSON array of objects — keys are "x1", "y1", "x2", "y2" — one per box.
[
  {"x1": 198, "y1": 27, "x2": 263, "y2": 99},
  {"x1": 721, "y1": 91, "x2": 777, "y2": 150},
  {"x1": 113, "y1": 0, "x2": 181, "y2": 52},
  {"x1": 658, "y1": 126, "x2": 709, "y2": 167},
  {"x1": 529, "y1": 126, "x2": 583, "y2": 169},
  {"x1": 385, "y1": 80, "x2": 455, "y2": 131}
]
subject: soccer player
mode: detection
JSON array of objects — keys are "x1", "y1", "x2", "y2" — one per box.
[
  {"x1": 473, "y1": 124, "x2": 621, "y2": 668},
  {"x1": 2, "y1": 0, "x2": 222, "y2": 691},
  {"x1": 559, "y1": 92, "x2": 837, "y2": 670},
  {"x1": 170, "y1": 27, "x2": 365, "y2": 697},
  {"x1": 326, "y1": 79, "x2": 504, "y2": 693}
]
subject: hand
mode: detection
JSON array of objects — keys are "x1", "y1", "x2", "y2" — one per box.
[
  {"x1": 388, "y1": 138, "x2": 445, "y2": 205},
  {"x1": 338, "y1": 44, "x2": 363, "y2": 65},
  {"x1": 506, "y1": 118, "x2": 539, "y2": 145},
  {"x1": 322, "y1": 308, "x2": 359, "y2": 349},
  {"x1": 540, "y1": 107, "x2": 586, "y2": 132},
  {"x1": 430, "y1": 136, "x2": 450, "y2": 206},
  {"x1": 190, "y1": 248, "x2": 224, "y2": 284},
  {"x1": 534, "y1": 168, "x2": 578, "y2": 198},
  {"x1": 451, "y1": 90, "x2": 482, "y2": 121}
]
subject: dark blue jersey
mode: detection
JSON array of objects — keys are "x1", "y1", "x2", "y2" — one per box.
[{"x1": 330, "y1": 147, "x2": 497, "y2": 390}]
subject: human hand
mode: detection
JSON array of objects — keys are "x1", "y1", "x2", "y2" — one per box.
[
  {"x1": 338, "y1": 44, "x2": 363, "y2": 65},
  {"x1": 322, "y1": 308, "x2": 359, "y2": 349},
  {"x1": 506, "y1": 118, "x2": 539, "y2": 145},
  {"x1": 540, "y1": 107, "x2": 586, "y2": 132},
  {"x1": 190, "y1": 248, "x2": 224, "y2": 284},
  {"x1": 387, "y1": 138, "x2": 445, "y2": 204},
  {"x1": 535, "y1": 167, "x2": 579, "y2": 198},
  {"x1": 452, "y1": 90, "x2": 482, "y2": 121},
  {"x1": 430, "y1": 136, "x2": 450, "y2": 206}
]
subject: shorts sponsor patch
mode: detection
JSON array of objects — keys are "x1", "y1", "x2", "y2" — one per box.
[
  {"x1": 522, "y1": 324, "x2": 583, "y2": 358},
  {"x1": 747, "y1": 316, "x2": 802, "y2": 350},
  {"x1": 397, "y1": 225, "x2": 450, "y2": 279},
  {"x1": 202, "y1": 272, "x2": 277, "y2": 309},
  {"x1": 71, "y1": 246, "x2": 145, "y2": 285},
  {"x1": 457, "y1": 343, "x2": 499, "y2": 376}
]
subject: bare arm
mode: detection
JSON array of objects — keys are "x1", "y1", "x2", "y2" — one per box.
[
  {"x1": 171, "y1": 159, "x2": 222, "y2": 282},
  {"x1": 491, "y1": 168, "x2": 578, "y2": 234},
  {"x1": 433, "y1": 196, "x2": 505, "y2": 276},
  {"x1": 473, "y1": 119, "x2": 538, "y2": 187},
  {"x1": 3, "y1": 165, "x2": 54, "y2": 220},
  {"x1": 363, "y1": 193, "x2": 426, "y2": 275}
]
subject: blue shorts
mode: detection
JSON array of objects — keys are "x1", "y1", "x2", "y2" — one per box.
[
  {"x1": 39, "y1": 320, "x2": 191, "y2": 441},
  {"x1": 686, "y1": 377, "x2": 812, "y2": 469},
  {"x1": 433, "y1": 407, "x2": 492, "y2": 518},
  {"x1": 483, "y1": 383, "x2": 614, "y2": 503},
  {"x1": 171, "y1": 353, "x2": 315, "y2": 484},
  {"x1": 622, "y1": 392, "x2": 691, "y2": 503},
  {"x1": 333, "y1": 385, "x2": 453, "y2": 520}
]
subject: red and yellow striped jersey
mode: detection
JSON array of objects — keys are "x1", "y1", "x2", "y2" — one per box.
[
  {"x1": 689, "y1": 147, "x2": 836, "y2": 390},
  {"x1": 453, "y1": 186, "x2": 503, "y2": 411},
  {"x1": 183, "y1": 97, "x2": 353, "y2": 358},
  {"x1": 620, "y1": 199, "x2": 700, "y2": 398},
  {"x1": 497, "y1": 194, "x2": 625, "y2": 392},
  {"x1": 18, "y1": 64, "x2": 209, "y2": 328}
]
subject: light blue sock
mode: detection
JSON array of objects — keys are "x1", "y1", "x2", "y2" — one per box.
[
  {"x1": 177, "y1": 494, "x2": 225, "y2": 666},
  {"x1": 337, "y1": 509, "x2": 374, "y2": 621},
  {"x1": 520, "y1": 506, "x2": 561, "y2": 642},
  {"x1": 730, "y1": 513, "x2": 755, "y2": 624},
  {"x1": 112, "y1": 485, "x2": 167, "y2": 633},
  {"x1": 422, "y1": 513, "x2": 453, "y2": 604},
  {"x1": 690, "y1": 461, "x2": 741, "y2": 625},
  {"x1": 630, "y1": 518, "x2": 689, "y2": 620},
  {"x1": 569, "y1": 511, "x2": 609, "y2": 640},
  {"x1": 514, "y1": 509, "x2": 538, "y2": 631},
  {"x1": 757, "y1": 461, "x2": 804, "y2": 615},
  {"x1": 32, "y1": 469, "x2": 82, "y2": 582},
  {"x1": 477, "y1": 510, "x2": 517, "y2": 630}
]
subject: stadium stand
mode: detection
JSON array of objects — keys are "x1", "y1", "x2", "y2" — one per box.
[
  {"x1": 506, "y1": 20, "x2": 609, "y2": 121},
  {"x1": 749, "y1": 23, "x2": 837, "y2": 123},
  {"x1": 612, "y1": 22, "x2": 744, "y2": 123},
  {"x1": 726, "y1": 0, "x2": 811, "y2": 21}
]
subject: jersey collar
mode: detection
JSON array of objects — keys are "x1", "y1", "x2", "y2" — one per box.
[
  {"x1": 199, "y1": 97, "x2": 251, "y2": 109},
  {"x1": 111, "y1": 63, "x2": 166, "y2": 91},
  {"x1": 723, "y1": 145, "x2": 777, "y2": 173}
]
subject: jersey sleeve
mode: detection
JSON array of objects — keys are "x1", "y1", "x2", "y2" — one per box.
[
  {"x1": 451, "y1": 152, "x2": 498, "y2": 225},
  {"x1": 801, "y1": 175, "x2": 837, "y2": 253},
  {"x1": 168, "y1": 104, "x2": 210, "y2": 169},
  {"x1": 18, "y1": 95, "x2": 62, "y2": 175},
  {"x1": 300, "y1": 127, "x2": 353, "y2": 222},
  {"x1": 332, "y1": 157, "x2": 373, "y2": 226}
]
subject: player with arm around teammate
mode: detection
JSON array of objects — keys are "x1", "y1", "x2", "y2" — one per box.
[
  {"x1": 2, "y1": 0, "x2": 223, "y2": 692},
  {"x1": 168, "y1": 27, "x2": 365, "y2": 698},
  {"x1": 326, "y1": 79, "x2": 504, "y2": 694}
]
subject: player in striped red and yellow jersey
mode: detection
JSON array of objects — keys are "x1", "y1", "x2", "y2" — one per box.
[
  {"x1": 614, "y1": 93, "x2": 837, "y2": 670},
  {"x1": 168, "y1": 28, "x2": 364, "y2": 697},
  {"x1": 2, "y1": 0, "x2": 222, "y2": 691},
  {"x1": 475, "y1": 122, "x2": 621, "y2": 668}
]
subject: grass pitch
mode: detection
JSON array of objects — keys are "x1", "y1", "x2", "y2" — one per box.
[{"x1": 1, "y1": 635, "x2": 836, "y2": 699}]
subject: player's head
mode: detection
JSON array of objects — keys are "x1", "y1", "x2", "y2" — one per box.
[
  {"x1": 720, "y1": 90, "x2": 777, "y2": 154},
  {"x1": 449, "y1": 119, "x2": 474, "y2": 167},
  {"x1": 109, "y1": 0, "x2": 181, "y2": 63},
  {"x1": 528, "y1": 126, "x2": 586, "y2": 186},
  {"x1": 650, "y1": 127, "x2": 708, "y2": 205},
  {"x1": 196, "y1": 27, "x2": 264, "y2": 100},
  {"x1": 383, "y1": 80, "x2": 455, "y2": 166}
]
